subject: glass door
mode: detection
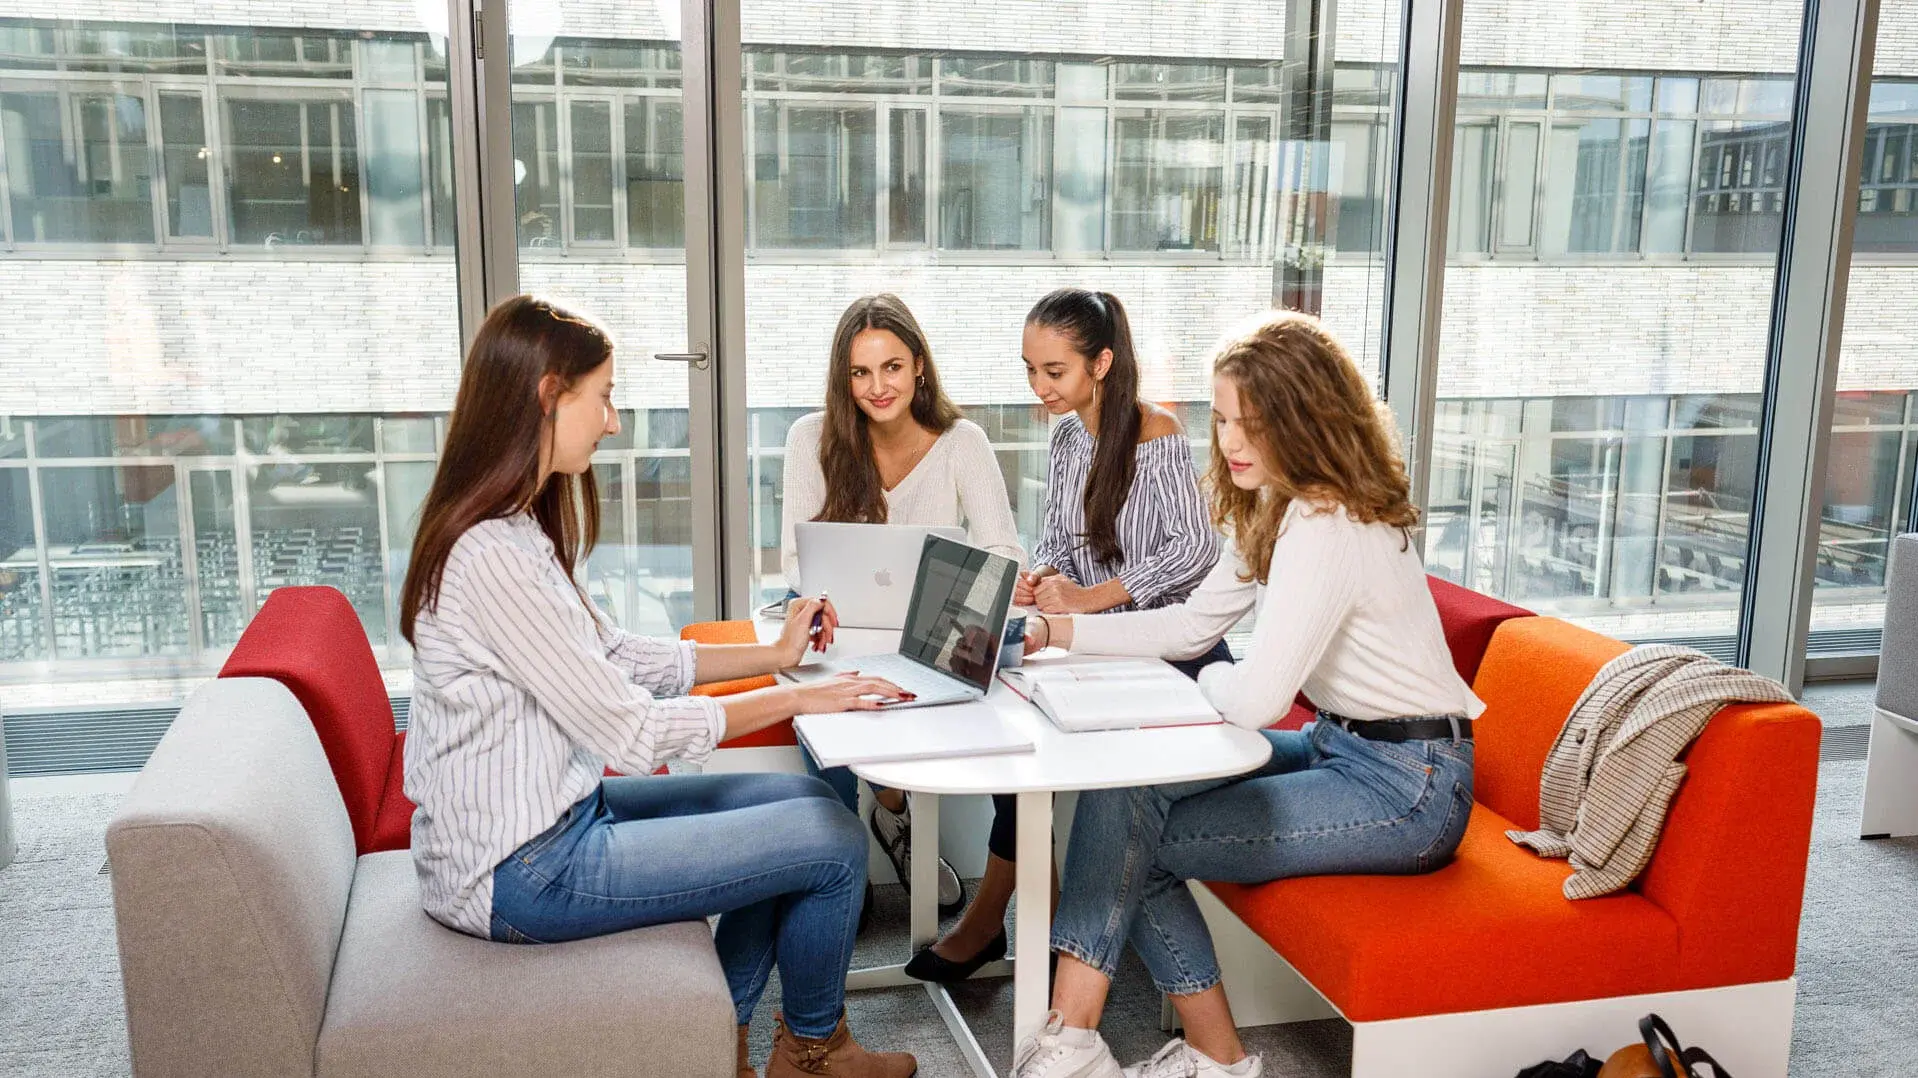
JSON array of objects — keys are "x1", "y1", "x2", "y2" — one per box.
[{"x1": 506, "y1": 3, "x2": 708, "y2": 632}]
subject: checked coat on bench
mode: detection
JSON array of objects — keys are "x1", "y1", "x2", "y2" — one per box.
[{"x1": 1507, "y1": 644, "x2": 1794, "y2": 899}]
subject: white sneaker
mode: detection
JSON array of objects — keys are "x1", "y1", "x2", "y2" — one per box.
[
  {"x1": 1013, "y1": 1012, "x2": 1124, "y2": 1078},
  {"x1": 1123, "y1": 1039, "x2": 1262, "y2": 1078},
  {"x1": 869, "y1": 795, "x2": 965, "y2": 913}
]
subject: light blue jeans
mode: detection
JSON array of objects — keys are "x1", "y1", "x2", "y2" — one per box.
[
  {"x1": 488, "y1": 772, "x2": 866, "y2": 1038},
  {"x1": 1051, "y1": 718, "x2": 1475, "y2": 995}
]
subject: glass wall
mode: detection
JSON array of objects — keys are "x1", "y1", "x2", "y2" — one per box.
[
  {"x1": 511, "y1": 13, "x2": 697, "y2": 636},
  {"x1": 1428, "y1": 3, "x2": 1805, "y2": 645},
  {"x1": 0, "y1": 13, "x2": 464, "y2": 679},
  {"x1": 736, "y1": 1, "x2": 1405, "y2": 605},
  {"x1": 1810, "y1": 0, "x2": 1918, "y2": 650}
]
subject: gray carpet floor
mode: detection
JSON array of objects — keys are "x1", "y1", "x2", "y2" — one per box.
[{"x1": 2, "y1": 757, "x2": 1913, "y2": 1077}]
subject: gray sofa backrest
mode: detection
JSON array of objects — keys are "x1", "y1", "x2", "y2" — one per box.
[
  {"x1": 108, "y1": 677, "x2": 358, "y2": 1078},
  {"x1": 1880, "y1": 534, "x2": 1918, "y2": 721}
]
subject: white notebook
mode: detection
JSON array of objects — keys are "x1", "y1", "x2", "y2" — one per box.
[
  {"x1": 794, "y1": 702, "x2": 1035, "y2": 769},
  {"x1": 1017, "y1": 659, "x2": 1222, "y2": 732}
]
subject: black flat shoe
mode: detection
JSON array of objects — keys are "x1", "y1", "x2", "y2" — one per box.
[{"x1": 902, "y1": 930, "x2": 1007, "y2": 984}]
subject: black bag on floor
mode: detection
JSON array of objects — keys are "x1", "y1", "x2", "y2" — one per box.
[{"x1": 1516, "y1": 1050, "x2": 1602, "y2": 1078}]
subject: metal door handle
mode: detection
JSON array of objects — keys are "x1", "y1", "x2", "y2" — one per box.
[{"x1": 654, "y1": 351, "x2": 710, "y2": 370}]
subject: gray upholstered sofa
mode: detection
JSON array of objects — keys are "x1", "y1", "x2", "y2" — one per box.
[{"x1": 106, "y1": 676, "x2": 736, "y2": 1078}]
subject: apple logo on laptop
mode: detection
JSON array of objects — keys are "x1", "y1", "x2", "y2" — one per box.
[{"x1": 874, "y1": 568, "x2": 894, "y2": 588}]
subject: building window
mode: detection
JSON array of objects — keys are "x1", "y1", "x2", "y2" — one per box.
[
  {"x1": 1113, "y1": 109, "x2": 1224, "y2": 251},
  {"x1": 939, "y1": 107, "x2": 1050, "y2": 251},
  {"x1": 2, "y1": 89, "x2": 156, "y2": 244},
  {"x1": 751, "y1": 102, "x2": 877, "y2": 249},
  {"x1": 223, "y1": 94, "x2": 362, "y2": 246}
]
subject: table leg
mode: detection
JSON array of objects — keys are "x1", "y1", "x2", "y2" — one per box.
[
  {"x1": 1012, "y1": 790, "x2": 1053, "y2": 1064},
  {"x1": 910, "y1": 791, "x2": 939, "y2": 950}
]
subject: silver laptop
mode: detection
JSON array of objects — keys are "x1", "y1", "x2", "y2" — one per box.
[
  {"x1": 784, "y1": 534, "x2": 1019, "y2": 710},
  {"x1": 795, "y1": 522, "x2": 965, "y2": 630}
]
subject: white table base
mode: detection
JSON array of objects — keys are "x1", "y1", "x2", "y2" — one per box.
[{"x1": 844, "y1": 790, "x2": 1053, "y2": 1078}]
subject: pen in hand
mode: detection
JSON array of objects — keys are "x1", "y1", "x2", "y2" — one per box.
[{"x1": 807, "y1": 591, "x2": 830, "y2": 650}]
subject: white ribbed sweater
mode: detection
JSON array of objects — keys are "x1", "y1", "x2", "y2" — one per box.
[
  {"x1": 780, "y1": 412, "x2": 1026, "y2": 586},
  {"x1": 1069, "y1": 500, "x2": 1484, "y2": 731}
]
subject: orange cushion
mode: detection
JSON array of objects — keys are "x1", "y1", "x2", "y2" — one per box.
[
  {"x1": 1206, "y1": 807, "x2": 1681, "y2": 1022},
  {"x1": 1469, "y1": 618, "x2": 1629, "y2": 830},
  {"x1": 1636, "y1": 698, "x2": 1818, "y2": 989},
  {"x1": 681, "y1": 620, "x2": 795, "y2": 747}
]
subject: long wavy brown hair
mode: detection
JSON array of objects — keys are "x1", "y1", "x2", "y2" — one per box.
[
  {"x1": 1207, "y1": 310, "x2": 1417, "y2": 585},
  {"x1": 814, "y1": 294, "x2": 962, "y2": 524},
  {"x1": 400, "y1": 295, "x2": 610, "y2": 643}
]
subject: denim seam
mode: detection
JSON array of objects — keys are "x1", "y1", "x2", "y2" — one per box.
[
  {"x1": 1155, "y1": 760, "x2": 1444, "y2": 864},
  {"x1": 1135, "y1": 877, "x2": 1221, "y2": 997},
  {"x1": 1415, "y1": 779, "x2": 1474, "y2": 872},
  {"x1": 1049, "y1": 937, "x2": 1121, "y2": 980},
  {"x1": 509, "y1": 854, "x2": 857, "y2": 905}
]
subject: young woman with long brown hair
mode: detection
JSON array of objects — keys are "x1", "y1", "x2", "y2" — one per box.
[
  {"x1": 401, "y1": 295, "x2": 915, "y2": 1078},
  {"x1": 901, "y1": 287, "x2": 1222, "y2": 986},
  {"x1": 1008, "y1": 311, "x2": 1483, "y2": 1078},
  {"x1": 780, "y1": 292, "x2": 1025, "y2": 921}
]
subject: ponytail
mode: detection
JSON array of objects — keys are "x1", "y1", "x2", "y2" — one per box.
[{"x1": 1027, "y1": 288, "x2": 1143, "y2": 566}]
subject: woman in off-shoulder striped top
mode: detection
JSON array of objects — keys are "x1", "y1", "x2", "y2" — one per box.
[{"x1": 898, "y1": 287, "x2": 1224, "y2": 988}]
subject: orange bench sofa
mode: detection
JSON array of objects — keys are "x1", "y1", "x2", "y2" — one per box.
[{"x1": 1190, "y1": 615, "x2": 1820, "y2": 1078}]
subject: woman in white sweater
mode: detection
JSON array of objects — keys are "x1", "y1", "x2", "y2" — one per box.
[
  {"x1": 780, "y1": 293, "x2": 1026, "y2": 918},
  {"x1": 1010, "y1": 311, "x2": 1484, "y2": 1078}
]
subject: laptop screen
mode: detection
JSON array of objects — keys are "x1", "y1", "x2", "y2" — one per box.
[{"x1": 898, "y1": 535, "x2": 1018, "y2": 693}]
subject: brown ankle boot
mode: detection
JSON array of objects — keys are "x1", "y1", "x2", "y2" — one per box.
[
  {"x1": 737, "y1": 1024, "x2": 756, "y2": 1078},
  {"x1": 766, "y1": 1013, "x2": 916, "y2": 1078}
]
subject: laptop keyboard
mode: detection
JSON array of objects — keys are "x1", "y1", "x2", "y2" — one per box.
[{"x1": 842, "y1": 653, "x2": 970, "y2": 699}]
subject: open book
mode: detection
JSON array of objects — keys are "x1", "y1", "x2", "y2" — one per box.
[{"x1": 1010, "y1": 658, "x2": 1222, "y2": 732}]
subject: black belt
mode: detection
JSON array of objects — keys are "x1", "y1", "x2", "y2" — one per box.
[{"x1": 1322, "y1": 712, "x2": 1473, "y2": 742}]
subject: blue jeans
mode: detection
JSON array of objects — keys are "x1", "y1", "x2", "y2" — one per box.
[
  {"x1": 803, "y1": 637, "x2": 1239, "y2": 863},
  {"x1": 1050, "y1": 718, "x2": 1474, "y2": 995},
  {"x1": 489, "y1": 772, "x2": 866, "y2": 1038}
]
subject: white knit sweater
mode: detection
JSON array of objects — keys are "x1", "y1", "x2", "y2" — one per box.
[
  {"x1": 780, "y1": 412, "x2": 1027, "y2": 586},
  {"x1": 1070, "y1": 499, "x2": 1485, "y2": 731}
]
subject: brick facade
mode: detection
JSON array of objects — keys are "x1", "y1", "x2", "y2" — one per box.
[{"x1": 5, "y1": 257, "x2": 1915, "y2": 416}]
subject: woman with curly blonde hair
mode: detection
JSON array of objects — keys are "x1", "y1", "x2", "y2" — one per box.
[{"x1": 1010, "y1": 311, "x2": 1484, "y2": 1078}]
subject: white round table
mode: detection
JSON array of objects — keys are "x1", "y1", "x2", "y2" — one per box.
[{"x1": 758, "y1": 621, "x2": 1272, "y2": 1077}]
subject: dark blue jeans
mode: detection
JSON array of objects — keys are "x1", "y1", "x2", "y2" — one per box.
[
  {"x1": 1052, "y1": 719, "x2": 1474, "y2": 994},
  {"x1": 488, "y1": 772, "x2": 865, "y2": 1038}
]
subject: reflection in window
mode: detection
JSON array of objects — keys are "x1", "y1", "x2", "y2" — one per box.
[
  {"x1": 0, "y1": 468, "x2": 41, "y2": 662},
  {"x1": 888, "y1": 108, "x2": 928, "y2": 245},
  {"x1": 1113, "y1": 110, "x2": 1222, "y2": 251},
  {"x1": 42, "y1": 465, "x2": 190, "y2": 658},
  {"x1": 570, "y1": 99, "x2": 616, "y2": 243},
  {"x1": 160, "y1": 92, "x2": 214, "y2": 239},
  {"x1": 224, "y1": 95, "x2": 362, "y2": 245},
  {"x1": 365, "y1": 89, "x2": 426, "y2": 246},
  {"x1": 1541, "y1": 116, "x2": 1648, "y2": 254},
  {"x1": 514, "y1": 99, "x2": 561, "y2": 248},
  {"x1": 215, "y1": 28, "x2": 352, "y2": 78},
  {"x1": 751, "y1": 103, "x2": 876, "y2": 248},
  {"x1": 625, "y1": 98, "x2": 683, "y2": 247},
  {"x1": 939, "y1": 108, "x2": 1051, "y2": 251},
  {"x1": 2, "y1": 90, "x2": 156, "y2": 243},
  {"x1": 1692, "y1": 119, "x2": 1789, "y2": 254},
  {"x1": 939, "y1": 57, "x2": 1052, "y2": 97}
]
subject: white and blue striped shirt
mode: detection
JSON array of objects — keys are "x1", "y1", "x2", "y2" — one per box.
[
  {"x1": 404, "y1": 514, "x2": 726, "y2": 937},
  {"x1": 1030, "y1": 415, "x2": 1219, "y2": 610}
]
